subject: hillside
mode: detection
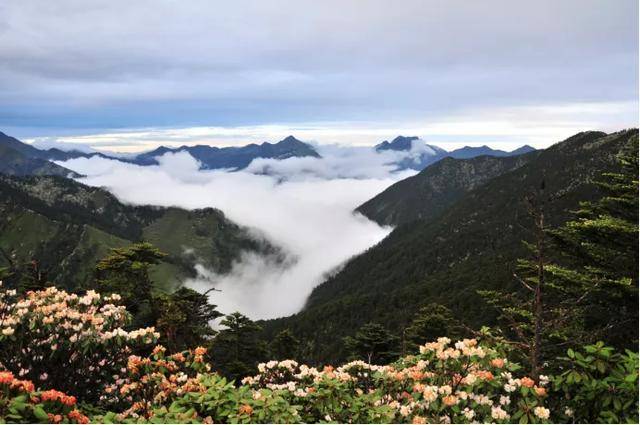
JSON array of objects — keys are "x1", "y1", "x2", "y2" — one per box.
[
  {"x1": 356, "y1": 152, "x2": 539, "y2": 226},
  {"x1": 447, "y1": 144, "x2": 536, "y2": 159},
  {"x1": 0, "y1": 175, "x2": 276, "y2": 291},
  {"x1": 263, "y1": 129, "x2": 638, "y2": 364},
  {"x1": 0, "y1": 132, "x2": 78, "y2": 177}
]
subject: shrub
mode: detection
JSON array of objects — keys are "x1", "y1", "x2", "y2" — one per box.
[
  {"x1": 0, "y1": 286, "x2": 159, "y2": 402},
  {"x1": 97, "y1": 337, "x2": 554, "y2": 423},
  {"x1": 551, "y1": 342, "x2": 639, "y2": 423},
  {"x1": 0, "y1": 370, "x2": 89, "y2": 423}
]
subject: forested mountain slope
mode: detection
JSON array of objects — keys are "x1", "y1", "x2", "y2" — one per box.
[
  {"x1": 0, "y1": 175, "x2": 275, "y2": 291},
  {"x1": 263, "y1": 129, "x2": 638, "y2": 364},
  {"x1": 356, "y1": 152, "x2": 539, "y2": 226}
]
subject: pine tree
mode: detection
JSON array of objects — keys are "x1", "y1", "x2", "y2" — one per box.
[
  {"x1": 403, "y1": 304, "x2": 463, "y2": 354},
  {"x1": 211, "y1": 312, "x2": 267, "y2": 381},
  {"x1": 154, "y1": 287, "x2": 222, "y2": 352},
  {"x1": 343, "y1": 322, "x2": 399, "y2": 364},
  {"x1": 270, "y1": 329, "x2": 300, "y2": 360},
  {"x1": 479, "y1": 180, "x2": 552, "y2": 378},
  {"x1": 480, "y1": 138, "x2": 639, "y2": 375},
  {"x1": 94, "y1": 242, "x2": 166, "y2": 325},
  {"x1": 546, "y1": 142, "x2": 639, "y2": 349}
]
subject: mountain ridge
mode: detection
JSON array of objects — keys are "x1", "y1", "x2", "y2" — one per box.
[{"x1": 262, "y1": 129, "x2": 638, "y2": 364}]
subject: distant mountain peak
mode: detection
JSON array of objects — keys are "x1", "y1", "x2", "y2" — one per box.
[
  {"x1": 280, "y1": 135, "x2": 302, "y2": 143},
  {"x1": 376, "y1": 135, "x2": 420, "y2": 152}
]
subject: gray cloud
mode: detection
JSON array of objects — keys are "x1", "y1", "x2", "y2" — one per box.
[{"x1": 0, "y1": 0, "x2": 637, "y2": 137}]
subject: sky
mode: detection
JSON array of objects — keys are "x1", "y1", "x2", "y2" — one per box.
[{"x1": 0, "y1": 0, "x2": 638, "y2": 151}]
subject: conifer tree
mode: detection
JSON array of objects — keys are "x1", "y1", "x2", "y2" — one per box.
[
  {"x1": 94, "y1": 242, "x2": 166, "y2": 325},
  {"x1": 546, "y1": 142, "x2": 639, "y2": 349},
  {"x1": 211, "y1": 312, "x2": 267, "y2": 381},
  {"x1": 343, "y1": 322, "x2": 399, "y2": 364},
  {"x1": 403, "y1": 304, "x2": 463, "y2": 354},
  {"x1": 154, "y1": 287, "x2": 222, "y2": 352},
  {"x1": 270, "y1": 329, "x2": 300, "y2": 360}
]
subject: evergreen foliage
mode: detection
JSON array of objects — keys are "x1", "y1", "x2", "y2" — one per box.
[
  {"x1": 210, "y1": 312, "x2": 268, "y2": 381},
  {"x1": 154, "y1": 287, "x2": 223, "y2": 353},
  {"x1": 343, "y1": 323, "x2": 400, "y2": 364}
]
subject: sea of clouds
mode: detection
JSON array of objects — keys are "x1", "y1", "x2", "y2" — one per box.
[{"x1": 57, "y1": 145, "x2": 419, "y2": 319}]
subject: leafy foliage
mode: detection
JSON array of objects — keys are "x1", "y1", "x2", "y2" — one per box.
[{"x1": 551, "y1": 343, "x2": 639, "y2": 423}]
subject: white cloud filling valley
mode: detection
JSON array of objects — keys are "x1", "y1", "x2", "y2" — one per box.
[{"x1": 58, "y1": 147, "x2": 418, "y2": 319}]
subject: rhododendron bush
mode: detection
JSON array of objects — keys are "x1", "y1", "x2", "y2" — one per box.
[
  {"x1": 0, "y1": 286, "x2": 637, "y2": 423},
  {"x1": 88, "y1": 337, "x2": 555, "y2": 423},
  {"x1": 0, "y1": 370, "x2": 89, "y2": 423},
  {"x1": 0, "y1": 286, "x2": 159, "y2": 402}
]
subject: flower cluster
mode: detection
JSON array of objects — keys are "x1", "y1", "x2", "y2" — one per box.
[
  {"x1": 0, "y1": 370, "x2": 89, "y2": 424},
  {"x1": 240, "y1": 337, "x2": 551, "y2": 423},
  {"x1": 100, "y1": 345, "x2": 212, "y2": 420},
  {"x1": 0, "y1": 286, "x2": 159, "y2": 402}
]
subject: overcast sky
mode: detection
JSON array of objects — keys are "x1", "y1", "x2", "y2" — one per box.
[{"x1": 0, "y1": 0, "x2": 637, "y2": 151}]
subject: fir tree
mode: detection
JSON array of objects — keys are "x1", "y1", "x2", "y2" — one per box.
[
  {"x1": 546, "y1": 142, "x2": 639, "y2": 349},
  {"x1": 94, "y1": 242, "x2": 166, "y2": 325},
  {"x1": 343, "y1": 322, "x2": 399, "y2": 364},
  {"x1": 154, "y1": 287, "x2": 222, "y2": 352},
  {"x1": 403, "y1": 304, "x2": 463, "y2": 354},
  {"x1": 270, "y1": 329, "x2": 300, "y2": 360},
  {"x1": 211, "y1": 312, "x2": 267, "y2": 381}
]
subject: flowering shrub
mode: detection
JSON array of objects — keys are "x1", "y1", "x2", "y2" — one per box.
[
  {"x1": 0, "y1": 286, "x2": 159, "y2": 402},
  {"x1": 241, "y1": 337, "x2": 552, "y2": 424},
  {"x1": 0, "y1": 370, "x2": 89, "y2": 423},
  {"x1": 98, "y1": 345, "x2": 212, "y2": 420},
  {"x1": 91, "y1": 337, "x2": 553, "y2": 423},
  {"x1": 0, "y1": 284, "x2": 636, "y2": 423}
]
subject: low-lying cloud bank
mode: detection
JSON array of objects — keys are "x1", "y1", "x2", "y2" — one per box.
[{"x1": 59, "y1": 148, "x2": 415, "y2": 319}]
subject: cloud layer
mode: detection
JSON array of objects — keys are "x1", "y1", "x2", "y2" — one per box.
[{"x1": 59, "y1": 150, "x2": 411, "y2": 318}]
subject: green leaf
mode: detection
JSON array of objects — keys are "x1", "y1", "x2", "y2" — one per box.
[{"x1": 32, "y1": 406, "x2": 49, "y2": 422}]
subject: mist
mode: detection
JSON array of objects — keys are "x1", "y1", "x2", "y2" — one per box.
[{"x1": 58, "y1": 149, "x2": 415, "y2": 319}]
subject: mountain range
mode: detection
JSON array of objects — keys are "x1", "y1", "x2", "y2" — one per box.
[
  {"x1": 263, "y1": 129, "x2": 639, "y2": 363},
  {"x1": 1, "y1": 131, "x2": 536, "y2": 176},
  {"x1": 28, "y1": 135, "x2": 321, "y2": 171},
  {"x1": 375, "y1": 135, "x2": 536, "y2": 170}
]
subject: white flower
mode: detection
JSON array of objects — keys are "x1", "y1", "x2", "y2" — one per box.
[
  {"x1": 462, "y1": 408, "x2": 475, "y2": 420},
  {"x1": 499, "y1": 395, "x2": 511, "y2": 405},
  {"x1": 564, "y1": 407, "x2": 574, "y2": 417},
  {"x1": 491, "y1": 406, "x2": 509, "y2": 420},
  {"x1": 2, "y1": 327, "x2": 14, "y2": 336},
  {"x1": 504, "y1": 383, "x2": 516, "y2": 393},
  {"x1": 399, "y1": 405, "x2": 411, "y2": 417},
  {"x1": 534, "y1": 406, "x2": 550, "y2": 420}
]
